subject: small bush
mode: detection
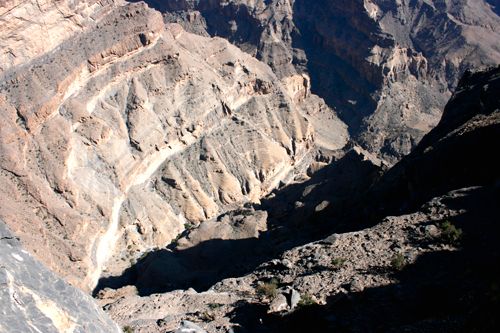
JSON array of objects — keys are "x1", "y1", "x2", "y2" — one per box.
[
  {"x1": 297, "y1": 293, "x2": 317, "y2": 308},
  {"x1": 331, "y1": 257, "x2": 347, "y2": 269},
  {"x1": 207, "y1": 303, "x2": 222, "y2": 310},
  {"x1": 256, "y1": 278, "x2": 278, "y2": 299},
  {"x1": 440, "y1": 220, "x2": 463, "y2": 244},
  {"x1": 123, "y1": 326, "x2": 134, "y2": 333},
  {"x1": 184, "y1": 223, "x2": 196, "y2": 230},
  {"x1": 391, "y1": 253, "x2": 406, "y2": 271},
  {"x1": 200, "y1": 311, "x2": 215, "y2": 322},
  {"x1": 172, "y1": 233, "x2": 183, "y2": 245}
]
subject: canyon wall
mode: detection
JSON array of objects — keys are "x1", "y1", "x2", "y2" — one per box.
[
  {"x1": 152, "y1": 0, "x2": 500, "y2": 162},
  {"x1": 0, "y1": 0, "x2": 347, "y2": 290}
]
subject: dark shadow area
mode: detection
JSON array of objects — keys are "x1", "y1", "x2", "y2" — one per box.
[
  {"x1": 125, "y1": 0, "x2": 187, "y2": 12},
  {"x1": 226, "y1": 186, "x2": 500, "y2": 332},
  {"x1": 94, "y1": 148, "x2": 383, "y2": 296},
  {"x1": 344, "y1": 67, "x2": 500, "y2": 231},
  {"x1": 486, "y1": 0, "x2": 500, "y2": 15},
  {"x1": 291, "y1": 0, "x2": 385, "y2": 131}
]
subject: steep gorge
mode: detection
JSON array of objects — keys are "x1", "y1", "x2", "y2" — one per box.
[
  {"x1": 0, "y1": 1, "x2": 499, "y2": 332},
  {"x1": 150, "y1": 0, "x2": 500, "y2": 162},
  {"x1": 0, "y1": 0, "x2": 347, "y2": 291}
]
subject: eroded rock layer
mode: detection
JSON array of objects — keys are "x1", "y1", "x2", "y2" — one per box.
[
  {"x1": 151, "y1": 0, "x2": 500, "y2": 162},
  {"x1": 0, "y1": 0, "x2": 348, "y2": 290},
  {"x1": 0, "y1": 220, "x2": 120, "y2": 333},
  {"x1": 99, "y1": 66, "x2": 500, "y2": 333}
]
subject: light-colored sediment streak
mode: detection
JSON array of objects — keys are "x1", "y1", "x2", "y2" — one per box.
[
  {"x1": 91, "y1": 195, "x2": 125, "y2": 288},
  {"x1": 130, "y1": 142, "x2": 186, "y2": 187},
  {"x1": 89, "y1": 139, "x2": 195, "y2": 288}
]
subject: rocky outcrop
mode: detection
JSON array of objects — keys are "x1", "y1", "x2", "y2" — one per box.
[
  {"x1": 149, "y1": 0, "x2": 500, "y2": 162},
  {"x1": 0, "y1": 0, "x2": 119, "y2": 72},
  {"x1": 0, "y1": 220, "x2": 120, "y2": 333},
  {"x1": 0, "y1": 0, "x2": 348, "y2": 291},
  {"x1": 359, "y1": 65, "x2": 500, "y2": 223},
  {"x1": 99, "y1": 66, "x2": 500, "y2": 333},
  {"x1": 101, "y1": 185, "x2": 500, "y2": 332}
]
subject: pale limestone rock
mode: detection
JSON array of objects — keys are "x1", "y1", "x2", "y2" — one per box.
[
  {"x1": 0, "y1": 1, "x2": 348, "y2": 291},
  {"x1": 156, "y1": 0, "x2": 500, "y2": 162},
  {"x1": 268, "y1": 293, "x2": 289, "y2": 313}
]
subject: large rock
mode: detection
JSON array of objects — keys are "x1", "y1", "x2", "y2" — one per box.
[{"x1": 0, "y1": 220, "x2": 120, "y2": 333}]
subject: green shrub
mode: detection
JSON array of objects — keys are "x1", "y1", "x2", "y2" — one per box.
[
  {"x1": 172, "y1": 233, "x2": 183, "y2": 245},
  {"x1": 331, "y1": 257, "x2": 347, "y2": 269},
  {"x1": 200, "y1": 311, "x2": 215, "y2": 322},
  {"x1": 256, "y1": 278, "x2": 278, "y2": 299},
  {"x1": 123, "y1": 326, "x2": 134, "y2": 333},
  {"x1": 391, "y1": 253, "x2": 406, "y2": 271},
  {"x1": 184, "y1": 223, "x2": 196, "y2": 230},
  {"x1": 440, "y1": 220, "x2": 463, "y2": 244},
  {"x1": 297, "y1": 293, "x2": 317, "y2": 308},
  {"x1": 207, "y1": 303, "x2": 222, "y2": 310}
]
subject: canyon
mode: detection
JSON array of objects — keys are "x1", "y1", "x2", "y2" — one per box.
[
  {"x1": 0, "y1": 0, "x2": 499, "y2": 332},
  {"x1": 149, "y1": 0, "x2": 500, "y2": 162}
]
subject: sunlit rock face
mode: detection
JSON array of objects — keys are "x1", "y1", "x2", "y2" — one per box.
[
  {"x1": 100, "y1": 66, "x2": 500, "y2": 333},
  {"x1": 151, "y1": 0, "x2": 500, "y2": 163},
  {"x1": 0, "y1": 1, "x2": 347, "y2": 290}
]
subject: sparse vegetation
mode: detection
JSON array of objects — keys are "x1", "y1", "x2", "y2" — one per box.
[
  {"x1": 256, "y1": 278, "x2": 279, "y2": 299},
  {"x1": 440, "y1": 220, "x2": 463, "y2": 245},
  {"x1": 331, "y1": 257, "x2": 347, "y2": 269},
  {"x1": 123, "y1": 326, "x2": 134, "y2": 333},
  {"x1": 207, "y1": 303, "x2": 223, "y2": 310},
  {"x1": 184, "y1": 222, "x2": 196, "y2": 231},
  {"x1": 200, "y1": 311, "x2": 216, "y2": 322},
  {"x1": 391, "y1": 253, "x2": 406, "y2": 271},
  {"x1": 172, "y1": 232, "x2": 183, "y2": 245},
  {"x1": 297, "y1": 293, "x2": 317, "y2": 308}
]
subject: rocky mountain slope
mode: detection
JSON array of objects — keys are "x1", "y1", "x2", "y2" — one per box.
[
  {"x1": 98, "y1": 66, "x2": 500, "y2": 333},
  {"x1": 0, "y1": 219, "x2": 120, "y2": 333},
  {"x1": 0, "y1": 1, "x2": 499, "y2": 332},
  {"x1": 148, "y1": 0, "x2": 500, "y2": 162},
  {"x1": 0, "y1": 0, "x2": 347, "y2": 292}
]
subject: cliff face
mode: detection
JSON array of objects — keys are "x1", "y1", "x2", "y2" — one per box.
[
  {"x1": 100, "y1": 66, "x2": 500, "y2": 333},
  {"x1": 360, "y1": 65, "x2": 500, "y2": 219},
  {"x1": 0, "y1": 220, "x2": 120, "y2": 333},
  {"x1": 150, "y1": 0, "x2": 500, "y2": 162},
  {"x1": 0, "y1": 0, "x2": 347, "y2": 290}
]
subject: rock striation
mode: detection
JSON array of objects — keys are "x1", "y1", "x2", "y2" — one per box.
[
  {"x1": 148, "y1": 0, "x2": 500, "y2": 162},
  {"x1": 0, "y1": 0, "x2": 348, "y2": 291},
  {"x1": 1, "y1": 1, "x2": 499, "y2": 332},
  {"x1": 99, "y1": 66, "x2": 500, "y2": 333},
  {"x1": 0, "y1": 219, "x2": 120, "y2": 333}
]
